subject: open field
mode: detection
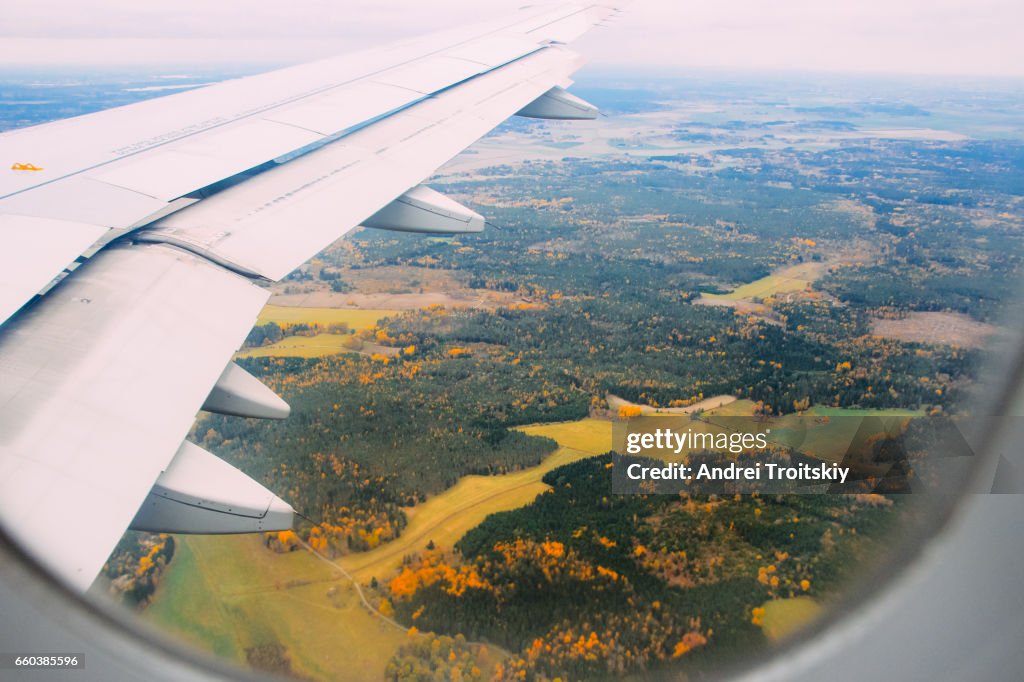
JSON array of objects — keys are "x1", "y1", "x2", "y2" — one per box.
[
  {"x1": 235, "y1": 333, "x2": 354, "y2": 359},
  {"x1": 335, "y1": 264, "x2": 470, "y2": 297},
  {"x1": 268, "y1": 264, "x2": 522, "y2": 311},
  {"x1": 238, "y1": 306, "x2": 400, "y2": 359},
  {"x1": 774, "y1": 407, "x2": 925, "y2": 463},
  {"x1": 146, "y1": 535, "x2": 407, "y2": 681},
  {"x1": 702, "y1": 262, "x2": 824, "y2": 302},
  {"x1": 703, "y1": 399, "x2": 922, "y2": 422},
  {"x1": 706, "y1": 399, "x2": 759, "y2": 417},
  {"x1": 235, "y1": 336, "x2": 406, "y2": 359},
  {"x1": 145, "y1": 536, "x2": 251, "y2": 661},
  {"x1": 871, "y1": 311, "x2": 997, "y2": 349},
  {"x1": 692, "y1": 296, "x2": 774, "y2": 320},
  {"x1": 516, "y1": 417, "x2": 613, "y2": 454},
  {"x1": 805, "y1": 407, "x2": 924, "y2": 418},
  {"x1": 255, "y1": 305, "x2": 396, "y2": 329},
  {"x1": 758, "y1": 597, "x2": 824, "y2": 642}
]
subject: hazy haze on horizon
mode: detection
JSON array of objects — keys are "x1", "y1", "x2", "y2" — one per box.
[{"x1": 0, "y1": 0, "x2": 1021, "y2": 78}]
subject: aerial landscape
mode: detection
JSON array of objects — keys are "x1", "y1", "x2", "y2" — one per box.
[{"x1": 3, "y1": 66, "x2": 1022, "y2": 679}]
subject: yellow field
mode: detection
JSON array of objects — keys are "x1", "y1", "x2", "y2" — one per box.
[
  {"x1": 516, "y1": 418, "x2": 612, "y2": 454},
  {"x1": 145, "y1": 535, "x2": 407, "y2": 681},
  {"x1": 705, "y1": 262, "x2": 823, "y2": 302},
  {"x1": 758, "y1": 597, "x2": 823, "y2": 642},
  {"x1": 234, "y1": 333, "x2": 353, "y2": 359},
  {"x1": 239, "y1": 306, "x2": 401, "y2": 358},
  {"x1": 256, "y1": 305, "x2": 397, "y2": 329}
]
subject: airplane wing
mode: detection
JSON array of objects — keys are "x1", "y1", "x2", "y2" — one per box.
[{"x1": 0, "y1": 2, "x2": 618, "y2": 590}]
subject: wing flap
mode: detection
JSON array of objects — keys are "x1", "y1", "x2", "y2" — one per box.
[
  {"x1": 0, "y1": 243, "x2": 268, "y2": 589},
  {"x1": 0, "y1": 176, "x2": 168, "y2": 229},
  {"x1": 0, "y1": 180, "x2": 179, "y2": 324},
  {"x1": 0, "y1": 215, "x2": 107, "y2": 323}
]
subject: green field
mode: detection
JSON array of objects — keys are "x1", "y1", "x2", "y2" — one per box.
[
  {"x1": 256, "y1": 305, "x2": 397, "y2": 329},
  {"x1": 705, "y1": 399, "x2": 758, "y2": 417},
  {"x1": 758, "y1": 596, "x2": 824, "y2": 642},
  {"x1": 146, "y1": 535, "x2": 407, "y2": 681},
  {"x1": 770, "y1": 407, "x2": 924, "y2": 463},
  {"x1": 238, "y1": 306, "x2": 402, "y2": 358},
  {"x1": 235, "y1": 333, "x2": 353, "y2": 359},
  {"x1": 806, "y1": 406, "x2": 925, "y2": 418},
  {"x1": 704, "y1": 262, "x2": 823, "y2": 301}
]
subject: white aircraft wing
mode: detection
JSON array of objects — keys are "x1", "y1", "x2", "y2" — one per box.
[{"x1": 0, "y1": 2, "x2": 618, "y2": 590}]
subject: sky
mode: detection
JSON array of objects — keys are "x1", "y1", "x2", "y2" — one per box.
[{"x1": 1, "y1": 0, "x2": 1022, "y2": 77}]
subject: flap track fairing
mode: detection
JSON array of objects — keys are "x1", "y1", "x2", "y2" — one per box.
[
  {"x1": 130, "y1": 441, "x2": 294, "y2": 534},
  {"x1": 515, "y1": 85, "x2": 598, "y2": 120},
  {"x1": 362, "y1": 185, "x2": 485, "y2": 234}
]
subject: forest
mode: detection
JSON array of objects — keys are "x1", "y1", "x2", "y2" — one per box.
[
  {"x1": 383, "y1": 456, "x2": 908, "y2": 680},
  {"x1": 188, "y1": 288, "x2": 970, "y2": 558}
]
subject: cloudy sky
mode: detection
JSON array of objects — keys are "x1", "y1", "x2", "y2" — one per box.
[{"x1": 1, "y1": 0, "x2": 1021, "y2": 77}]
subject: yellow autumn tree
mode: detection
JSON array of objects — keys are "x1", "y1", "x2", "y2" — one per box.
[{"x1": 618, "y1": 405, "x2": 642, "y2": 418}]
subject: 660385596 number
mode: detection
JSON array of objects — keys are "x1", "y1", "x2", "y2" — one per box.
[{"x1": 0, "y1": 654, "x2": 84, "y2": 669}]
